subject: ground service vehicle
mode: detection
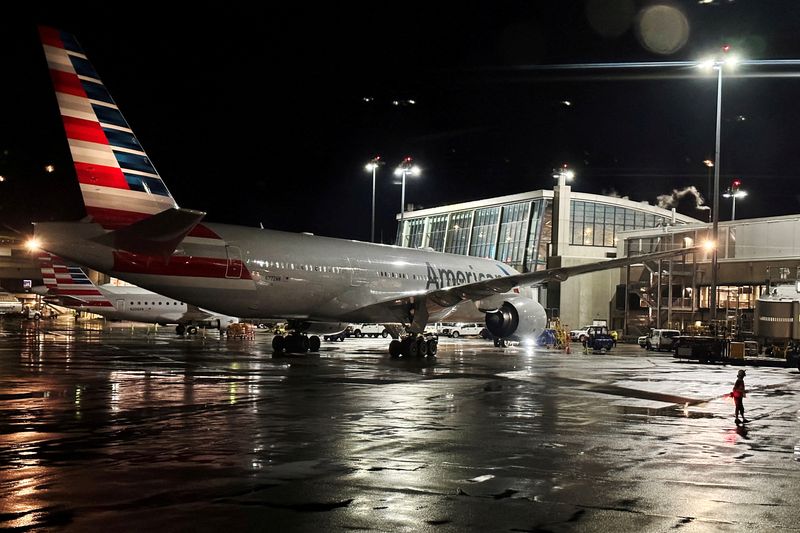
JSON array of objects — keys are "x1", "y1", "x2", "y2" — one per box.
[
  {"x1": 643, "y1": 329, "x2": 681, "y2": 351},
  {"x1": 582, "y1": 325, "x2": 615, "y2": 353},
  {"x1": 752, "y1": 267, "x2": 800, "y2": 369}
]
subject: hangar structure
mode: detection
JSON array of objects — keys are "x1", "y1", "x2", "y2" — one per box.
[{"x1": 394, "y1": 174, "x2": 701, "y2": 332}]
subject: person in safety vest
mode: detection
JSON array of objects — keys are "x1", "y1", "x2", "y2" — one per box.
[{"x1": 732, "y1": 369, "x2": 748, "y2": 424}]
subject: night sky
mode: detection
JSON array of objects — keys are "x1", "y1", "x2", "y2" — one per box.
[{"x1": 3, "y1": 1, "x2": 800, "y2": 242}]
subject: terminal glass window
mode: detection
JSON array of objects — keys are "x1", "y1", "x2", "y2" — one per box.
[
  {"x1": 530, "y1": 200, "x2": 552, "y2": 272},
  {"x1": 425, "y1": 215, "x2": 448, "y2": 251},
  {"x1": 571, "y1": 201, "x2": 673, "y2": 247},
  {"x1": 469, "y1": 207, "x2": 499, "y2": 258},
  {"x1": 524, "y1": 200, "x2": 543, "y2": 271},
  {"x1": 405, "y1": 218, "x2": 425, "y2": 248},
  {"x1": 445, "y1": 211, "x2": 471, "y2": 255},
  {"x1": 497, "y1": 202, "x2": 530, "y2": 268}
]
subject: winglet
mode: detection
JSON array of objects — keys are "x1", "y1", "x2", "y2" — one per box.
[{"x1": 90, "y1": 207, "x2": 206, "y2": 258}]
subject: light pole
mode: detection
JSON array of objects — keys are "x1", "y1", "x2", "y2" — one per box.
[
  {"x1": 394, "y1": 156, "x2": 421, "y2": 221},
  {"x1": 722, "y1": 179, "x2": 747, "y2": 221},
  {"x1": 703, "y1": 159, "x2": 714, "y2": 223},
  {"x1": 365, "y1": 156, "x2": 383, "y2": 243},
  {"x1": 700, "y1": 45, "x2": 740, "y2": 322}
]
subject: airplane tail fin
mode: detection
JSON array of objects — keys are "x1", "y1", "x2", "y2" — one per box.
[
  {"x1": 38, "y1": 253, "x2": 114, "y2": 307},
  {"x1": 38, "y1": 26, "x2": 178, "y2": 230}
]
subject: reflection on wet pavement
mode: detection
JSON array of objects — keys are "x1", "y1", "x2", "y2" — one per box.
[{"x1": 1, "y1": 316, "x2": 800, "y2": 531}]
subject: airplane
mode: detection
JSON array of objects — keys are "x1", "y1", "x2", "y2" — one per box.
[
  {"x1": 38, "y1": 253, "x2": 239, "y2": 334},
  {"x1": 32, "y1": 26, "x2": 701, "y2": 357},
  {"x1": 0, "y1": 291, "x2": 24, "y2": 315}
]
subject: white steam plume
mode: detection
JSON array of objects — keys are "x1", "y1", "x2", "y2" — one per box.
[{"x1": 656, "y1": 186, "x2": 710, "y2": 211}]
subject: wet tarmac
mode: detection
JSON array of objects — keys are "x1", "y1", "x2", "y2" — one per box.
[{"x1": 2, "y1": 316, "x2": 800, "y2": 532}]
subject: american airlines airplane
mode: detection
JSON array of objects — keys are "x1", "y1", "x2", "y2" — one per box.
[
  {"x1": 32, "y1": 26, "x2": 699, "y2": 357},
  {"x1": 38, "y1": 253, "x2": 239, "y2": 334}
]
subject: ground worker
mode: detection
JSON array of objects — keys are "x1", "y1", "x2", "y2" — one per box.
[{"x1": 732, "y1": 369, "x2": 748, "y2": 424}]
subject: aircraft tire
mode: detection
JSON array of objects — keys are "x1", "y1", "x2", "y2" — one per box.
[
  {"x1": 417, "y1": 337, "x2": 428, "y2": 357},
  {"x1": 389, "y1": 340, "x2": 402, "y2": 358},
  {"x1": 308, "y1": 335, "x2": 321, "y2": 352},
  {"x1": 401, "y1": 337, "x2": 419, "y2": 358},
  {"x1": 426, "y1": 338, "x2": 438, "y2": 356},
  {"x1": 176, "y1": 324, "x2": 186, "y2": 335},
  {"x1": 272, "y1": 335, "x2": 286, "y2": 353},
  {"x1": 188, "y1": 326, "x2": 198, "y2": 335}
]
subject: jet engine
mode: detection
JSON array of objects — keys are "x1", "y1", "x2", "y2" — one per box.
[{"x1": 484, "y1": 296, "x2": 548, "y2": 341}]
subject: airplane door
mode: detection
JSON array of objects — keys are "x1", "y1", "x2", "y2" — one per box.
[
  {"x1": 348, "y1": 257, "x2": 369, "y2": 287},
  {"x1": 225, "y1": 246, "x2": 243, "y2": 278},
  {"x1": 116, "y1": 299, "x2": 125, "y2": 311}
]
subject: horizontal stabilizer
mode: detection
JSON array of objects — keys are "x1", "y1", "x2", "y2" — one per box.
[{"x1": 91, "y1": 208, "x2": 206, "y2": 257}]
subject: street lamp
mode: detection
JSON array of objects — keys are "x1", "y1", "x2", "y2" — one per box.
[
  {"x1": 722, "y1": 179, "x2": 747, "y2": 221},
  {"x1": 394, "y1": 157, "x2": 422, "y2": 247},
  {"x1": 699, "y1": 45, "x2": 740, "y2": 321},
  {"x1": 364, "y1": 156, "x2": 383, "y2": 243},
  {"x1": 551, "y1": 163, "x2": 575, "y2": 186}
]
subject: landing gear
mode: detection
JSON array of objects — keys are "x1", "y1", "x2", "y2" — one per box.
[
  {"x1": 389, "y1": 335, "x2": 437, "y2": 359},
  {"x1": 272, "y1": 333, "x2": 320, "y2": 354},
  {"x1": 176, "y1": 324, "x2": 200, "y2": 335}
]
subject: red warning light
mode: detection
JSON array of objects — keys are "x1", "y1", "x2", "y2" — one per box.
[
  {"x1": 722, "y1": 44, "x2": 731, "y2": 53},
  {"x1": 731, "y1": 179, "x2": 741, "y2": 191}
]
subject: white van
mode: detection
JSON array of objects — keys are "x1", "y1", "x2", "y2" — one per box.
[{"x1": 644, "y1": 329, "x2": 681, "y2": 351}]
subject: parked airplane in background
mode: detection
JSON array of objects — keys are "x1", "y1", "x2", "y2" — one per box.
[
  {"x1": 39, "y1": 254, "x2": 239, "y2": 334},
  {"x1": 0, "y1": 291, "x2": 24, "y2": 315},
  {"x1": 32, "y1": 26, "x2": 700, "y2": 356}
]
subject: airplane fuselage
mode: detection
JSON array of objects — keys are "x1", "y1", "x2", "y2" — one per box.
[{"x1": 37, "y1": 221, "x2": 529, "y2": 325}]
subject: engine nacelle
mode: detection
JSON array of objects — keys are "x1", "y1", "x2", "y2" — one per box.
[{"x1": 484, "y1": 296, "x2": 547, "y2": 341}]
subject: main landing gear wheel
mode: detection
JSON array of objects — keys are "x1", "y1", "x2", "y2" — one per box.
[
  {"x1": 272, "y1": 334, "x2": 320, "y2": 354},
  {"x1": 426, "y1": 338, "x2": 438, "y2": 356},
  {"x1": 176, "y1": 324, "x2": 185, "y2": 335},
  {"x1": 388, "y1": 336, "x2": 438, "y2": 359}
]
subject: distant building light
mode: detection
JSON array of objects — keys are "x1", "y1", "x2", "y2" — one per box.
[{"x1": 44, "y1": 164, "x2": 55, "y2": 173}]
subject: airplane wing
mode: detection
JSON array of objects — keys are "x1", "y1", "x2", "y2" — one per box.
[{"x1": 425, "y1": 245, "x2": 703, "y2": 308}]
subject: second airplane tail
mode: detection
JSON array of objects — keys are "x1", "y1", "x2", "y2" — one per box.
[{"x1": 38, "y1": 253, "x2": 114, "y2": 308}]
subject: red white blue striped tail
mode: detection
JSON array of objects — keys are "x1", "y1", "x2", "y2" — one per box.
[
  {"x1": 39, "y1": 26, "x2": 177, "y2": 230},
  {"x1": 38, "y1": 253, "x2": 114, "y2": 307}
]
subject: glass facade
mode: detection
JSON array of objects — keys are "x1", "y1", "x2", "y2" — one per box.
[
  {"x1": 444, "y1": 211, "x2": 471, "y2": 255},
  {"x1": 469, "y1": 207, "x2": 500, "y2": 259},
  {"x1": 404, "y1": 218, "x2": 425, "y2": 248},
  {"x1": 570, "y1": 200, "x2": 672, "y2": 247},
  {"x1": 496, "y1": 202, "x2": 529, "y2": 266},
  {"x1": 395, "y1": 193, "x2": 690, "y2": 273},
  {"x1": 425, "y1": 215, "x2": 448, "y2": 252}
]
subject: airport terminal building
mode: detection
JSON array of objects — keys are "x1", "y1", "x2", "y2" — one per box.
[{"x1": 394, "y1": 176, "x2": 702, "y2": 332}]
